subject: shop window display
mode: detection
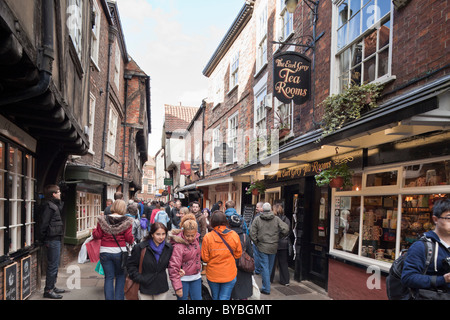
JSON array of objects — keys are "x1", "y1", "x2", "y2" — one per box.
[
  {"x1": 362, "y1": 196, "x2": 398, "y2": 262},
  {"x1": 403, "y1": 160, "x2": 450, "y2": 187},
  {"x1": 331, "y1": 158, "x2": 450, "y2": 267},
  {"x1": 333, "y1": 196, "x2": 361, "y2": 254}
]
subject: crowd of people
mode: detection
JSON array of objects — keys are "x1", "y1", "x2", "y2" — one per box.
[{"x1": 88, "y1": 193, "x2": 291, "y2": 300}]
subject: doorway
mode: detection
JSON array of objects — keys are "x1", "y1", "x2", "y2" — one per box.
[{"x1": 293, "y1": 177, "x2": 329, "y2": 290}]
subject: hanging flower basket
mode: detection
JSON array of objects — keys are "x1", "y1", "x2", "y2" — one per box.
[
  {"x1": 329, "y1": 176, "x2": 344, "y2": 189},
  {"x1": 315, "y1": 163, "x2": 353, "y2": 188},
  {"x1": 246, "y1": 180, "x2": 266, "y2": 195}
]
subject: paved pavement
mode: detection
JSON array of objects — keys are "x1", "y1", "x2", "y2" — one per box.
[{"x1": 29, "y1": 259, "x2": 331, "y2": 301}]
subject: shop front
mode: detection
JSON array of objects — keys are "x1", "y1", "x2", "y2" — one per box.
[
  {"x1": 328, "y1": 134, "x2": 450, "y2": 299},
  {"x1": 0, "y1": 115, "x2": 38, "y2": 300}
]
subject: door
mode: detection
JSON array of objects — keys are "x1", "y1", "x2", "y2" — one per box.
[{"x1": 297, "y1": 177, "x2": 329, "y2": 290}]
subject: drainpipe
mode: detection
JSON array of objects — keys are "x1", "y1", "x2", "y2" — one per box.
[
  {"x1": 100, "y1": 27, "x2": 116, "y2": 169},
  {"x1": 0, "y1": 0, "x2": 54, "y2": 106},
  {"x1": 122, "y1": 75, "x2": 131, "y2": 186},
  {"x1": 201, "y1": 99, "x2": 206, "y2": 178}
]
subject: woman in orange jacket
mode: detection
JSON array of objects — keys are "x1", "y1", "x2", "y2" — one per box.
[{"x1": 201, "y1": 210, "x2": 242, "y2": 300}]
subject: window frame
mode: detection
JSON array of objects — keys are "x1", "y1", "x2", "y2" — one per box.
[
  {"x1": 332, "y1": 0, "x2": 394, "y2": 93},
  {"x1": 106, "y1": 105, "x2": 118, "y2": 155},
  {"x1": 329, "y1": 155, "x2": 450, "y2": 272},
  {"x1": 229, "y1": 51, "x2": 240, "y2": 91},
  {"x1": 228, "y1": 112, "x2": 239, "y2": 163}
]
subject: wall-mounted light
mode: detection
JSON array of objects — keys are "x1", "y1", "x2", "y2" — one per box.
[{"x1": 285, "y1": 0, "x2": 299, "y2": 13}]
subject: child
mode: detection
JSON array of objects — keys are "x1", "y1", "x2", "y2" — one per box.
[{"x1": 140, "y1": 213, "x2": 149, "y2": 238}]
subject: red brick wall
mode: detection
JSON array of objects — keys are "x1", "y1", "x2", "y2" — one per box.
[
  {"x1": 382, "y1": 0, "x2": 449, "y2": 101},
  {"x1": 328, "y1": 259, "x2": 388, "y2": 300}
]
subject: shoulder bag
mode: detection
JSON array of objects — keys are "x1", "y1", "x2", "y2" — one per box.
[
  {"x1": 124, "y1": 247, "x2": 146, "y2": 300},
  {"x1": 213, "y1": 230, "x2": 255, "y2": 273},
  {"x1": 106, "y1": 216, "x2": 129, "y2": 269}
]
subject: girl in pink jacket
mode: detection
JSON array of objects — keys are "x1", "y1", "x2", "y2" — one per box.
[{"x1": 168, "y1": 214, "x2": 202, "y2": 300}]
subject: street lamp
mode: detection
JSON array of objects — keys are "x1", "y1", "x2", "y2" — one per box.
[{"x1": 285, "y1": 0, "x2": 299, "y2": 13}]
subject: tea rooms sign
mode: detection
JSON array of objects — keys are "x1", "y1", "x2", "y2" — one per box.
[{"x1": 273, "y1": 52, "x2": 311, "y2": 105}]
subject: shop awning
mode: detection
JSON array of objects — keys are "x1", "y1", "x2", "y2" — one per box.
[
  {"x1": 175, "y1": 183, "x2": 197, "y2": 192},
  {"x1": 180, "y1": 161, "x2": 191, "y2": 175}
]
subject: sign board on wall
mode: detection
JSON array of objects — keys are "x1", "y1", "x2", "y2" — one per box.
[
  {"x1": 273, "y1": 51, "x2": 311, "y2": 105},
  {"x1": 4, "y1": 262, "x2": 17, "y2": 300}
]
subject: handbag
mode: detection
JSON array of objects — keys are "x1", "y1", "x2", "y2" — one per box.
[
  {"x1": 414, "y1": 288, "x2": 450, "y2": 300},
  {"x1": 111, "y1": 232, "x2": 128, "y2": 269},
  {"x1": 213, "y1": 230, "x2": 255, "y2": 273},
  {"x1": 124, "y1": 247, "x2": 146, "y2": 300}
]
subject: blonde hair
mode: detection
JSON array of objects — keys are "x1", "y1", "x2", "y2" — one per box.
[
  {"x1": 180, "y1": 213, "x2": 198, "y2": 231},
  {"x1": 179, "y1": 207, "x2": 190, "y2": 216},
  {"x1": 110, "y1": 200, "x2": 127, "y2": 215}
]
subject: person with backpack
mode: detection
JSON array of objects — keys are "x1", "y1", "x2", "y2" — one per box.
[
  {"x1": 154, "y1": 209, "x2": 170, "y2": 227},
  {"x1": 140, "y1": 213, "x2": 149, "y2": 238},
  {"x1": 400, "y1": 199, "x2": 450, "y2": 299}
]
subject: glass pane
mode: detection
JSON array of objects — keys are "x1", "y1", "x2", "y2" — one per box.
[
  {"x1": 350, "y1": 0, "x2": 361, "y2": 18},
  {"x1": 363, "y1": 55, "x2": 376, "y2": 83},
  {"x1": 379, "y1": 19, "x2": 391, "y2": 49},
  {"x1": 403, "y1": 161, "x2": 450, "y2": 187},
  {"x1": 362, "y1": 0, "x2": 377, "y2": 30},
  {"x1": 378, "y1": 0, "x2": 391, "y2": 19},
  {"x1": 334, "y1": 196, "x2": 361, "y2": 254},
  {"x1": 0, "y1": 173, "x2": 3, "y2": 198},
  {"x1": 9, "y1": 147, "x2": 15, "y2": 172},
  {"x1": 400, "y1": 194, "x2": 446, "y2": 251},
  {"x1": 351, "y1": 42, "x2": 363, "y2": 67},
  {"x1": 348, "y1": 12, "x2": 361, "y2": 43},
  {"x1": 350, "y1": 64, "x2": 362, "y2": 85},
  {"x1": 378, "y1": 48, "x2": 389, "y2": 77},
  {"x1": 366, "y1": 170, "x2": 398, "y2": 187},
  {"x1": 340, "y1": 48, "x2": 351, "y2": 74},
  {"x1": 0, "y1": 142, "x2": 3, "y2": 169},
  {"x1": 339, "y1": 172, "x2": 363, "y2": 191},
  {"x1": 362, "y1": 195, "x2": 398, "y2": 262},
  {"x1": 16, "y1": 149, "x2": 22, "y2": 175},
  {"x1": 337, "y1": 24, "x2": 348, "y2": 50},
  {"x1": 338, "y1": 1, "x2": 349, "y2": 27},
  {"x1": 364, "y1": 29, "x2": 377, "y2": 58}
]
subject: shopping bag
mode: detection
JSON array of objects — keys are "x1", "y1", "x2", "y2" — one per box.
[
  {"x1": 95, "y1": 261, "x2": 104, "y2": 276},
  {"x1": 86, "y1": 238, "x2": 101, "y2": 263},
  {"x1": 78, "y1": 235, "x2": 93, "y2": 264},
  {"x1": 249, "y1": 276, "x2": 260, "y2": 300}
]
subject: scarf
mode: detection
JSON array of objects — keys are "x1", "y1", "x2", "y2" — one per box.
[{"x1": 149, "y1": 239, "x2": 165, "y2": 262}]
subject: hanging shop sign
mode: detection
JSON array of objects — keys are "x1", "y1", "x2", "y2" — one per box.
[{"x1": 273, "y1": 51, "x2": 311, "y2": 105}]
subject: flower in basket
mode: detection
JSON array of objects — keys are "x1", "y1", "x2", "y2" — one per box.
[
  {"x1": 246, "y1": 181, "x2": 266, "y2": 195},
  {"x1": 314, "y1": 163, "x2": 353, "y2": 188}
]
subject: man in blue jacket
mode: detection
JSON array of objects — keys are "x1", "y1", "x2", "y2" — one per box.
[{"x1": 402, "y1": 199, "x2": 450, "y2": 297}]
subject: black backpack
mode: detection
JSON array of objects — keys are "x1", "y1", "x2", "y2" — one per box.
[{"x1": 386, "y1": 236, "x2": 434, "y2": 300}]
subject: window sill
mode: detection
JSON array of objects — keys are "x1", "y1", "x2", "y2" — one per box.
[
  {"x1": 227, "y1": 84, "x2": 238, "y2": 96},
  {"x1": 254, "y1": 62, "x2": 268, "y2": 78}
]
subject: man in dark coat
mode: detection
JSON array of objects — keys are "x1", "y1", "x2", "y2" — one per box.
[{"x1": 38, "y1": 184, "x2": 65, "y2": 299}]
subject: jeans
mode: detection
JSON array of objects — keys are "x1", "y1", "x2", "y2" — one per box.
[
  {"x1": 100, "y1": 252, "x2": 126, "y2": 300},
  {"x1": 177, "y1": 278, "x2": 202, "y2": 300},
  {"x1": 259, "y1": 252, "x2": 276, "y2": 293},
  {"x1": 252, "y1": 244, "x2": 262, "y2": 274},
  {"x1": 207, "y1": 277, "x2": 237, "y2": 300},
  {"x1": 44, "y1": 240, "x2": 61, "y2": 292}
]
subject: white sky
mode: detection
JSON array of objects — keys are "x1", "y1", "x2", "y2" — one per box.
[{"x1": 116, "y1": 0, "x2": 245, "y2": 157}]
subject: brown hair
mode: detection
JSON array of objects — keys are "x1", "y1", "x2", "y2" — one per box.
[
  {"x1": 180, "y1": 213, "x2": 198, "y2": 231},
  {"x1": 44, "y1": 184, "x2": 60, "y2": 200},
  {"x1": 273, "y1": 203, "x2": 284, "y2": 216},
  {"x1": 110, "y1": 200, "x2": 127, "y2": 215},
  {"x1": 210, "y1": 210, "x2": 228, "y2": 228}
]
